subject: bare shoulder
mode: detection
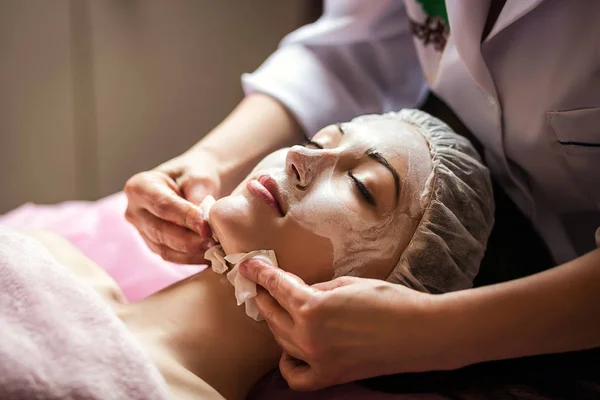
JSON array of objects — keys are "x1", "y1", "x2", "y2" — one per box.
[{"x1": 26, "y1": 230, "x2": 127, "y2": 309}]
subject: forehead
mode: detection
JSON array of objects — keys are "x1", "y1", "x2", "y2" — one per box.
[{"x1": 341, "y1": 117, "x2": 429, "y2": 158}]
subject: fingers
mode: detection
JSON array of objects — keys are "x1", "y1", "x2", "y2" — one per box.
[
  {"x1": 135, "y1": 209, "x2": 214, "y2": 253},
  {"x1": 239, "y1": 259, "x2": 314, "y2": 312},
  {"x1": 125, "y1": 171, "x2": 204, "y2": 234},
  {"x1": 145, "y1": 184, "x2": 204, "y2": 234},
  {"x1": 279, "y1": 351, "x2": 322, "y2": 391},
  {"x1": 254, "y1": 287, "x2": 294, "y2": 332},
  {"x1": 140, "y1": 233, "x2": 208, "y2": 264},
  {"x1": 270, "y1": 333, "x2": 305, "y2": 361}
]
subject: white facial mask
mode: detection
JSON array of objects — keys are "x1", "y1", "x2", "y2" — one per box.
[
  {"x1": 279, "y1": 118, "x2": 431, "y2": 277},
  {"x1": 272, "y1": 128, "x2": 408, "y2": 277},
  {"x1": 204, "y1": 115, "x2": 431, "y2": 287}
]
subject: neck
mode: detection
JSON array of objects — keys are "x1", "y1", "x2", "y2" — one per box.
[{"x1": 127, "y1": 268, "x2": 281, "y2": 400}]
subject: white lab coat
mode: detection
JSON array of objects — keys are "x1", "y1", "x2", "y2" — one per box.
[{"x1": 242, "y1": 0, "x2": 600, "y2": 264}]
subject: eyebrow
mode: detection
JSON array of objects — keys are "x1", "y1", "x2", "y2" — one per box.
[{"x1": 367, "y1": 149, "x2": 401, "y2": 206}]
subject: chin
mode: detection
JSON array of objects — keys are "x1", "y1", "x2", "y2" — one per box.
[{"x1": 208, "y1": 194, "x2": 269, "y2": 255}]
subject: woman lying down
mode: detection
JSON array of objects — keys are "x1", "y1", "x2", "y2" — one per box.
[{"x1": 0, "y1": 110, "x2": 494, "y2": 400}]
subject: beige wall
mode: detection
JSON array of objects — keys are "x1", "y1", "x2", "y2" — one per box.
[
  {"x1": 0, "y1": 1, "x2": 77, "y2": 212},
  {"x1": 0, "y1": 0, "x2": 309, "y2": 213}
]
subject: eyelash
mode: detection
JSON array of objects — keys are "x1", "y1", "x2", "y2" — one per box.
[
  {"x1": 301, "y1": 141, "x2": 376, "y2": 207},
  {"x1": 348, "y1": 171, "x2": 376, "y2": 207},
  {"x1": 302, "y1": 139, "x2": 323, "y2": 149}
]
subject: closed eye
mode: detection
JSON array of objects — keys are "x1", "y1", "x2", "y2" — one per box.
[
  {"x1": 302, "y1": 140, "x2": 323, "y2": 149},
  {"x1": 348, "y1": 171, "x2": 376, "y2": 206}
]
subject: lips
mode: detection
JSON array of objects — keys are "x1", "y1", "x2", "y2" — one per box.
[{"x1": 246, "y1": 175, "x2": 286, "y2": 217}]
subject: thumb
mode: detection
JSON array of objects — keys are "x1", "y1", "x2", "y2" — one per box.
[
  {"x1": 279, "y1": 351, "x2": 322, "y2": 391},
  {"x1": 178, "y1": 179, "x2": 216, "y2": 239},
  {"x1": 312, "y1": 276, "x2": 360, "y2": 292},
  {"x1": 178, "y1": 171, "x2": 220, "y2": 206},
  {"x1": 182, "y1": 181, "x2": 210, "y2": 206}
]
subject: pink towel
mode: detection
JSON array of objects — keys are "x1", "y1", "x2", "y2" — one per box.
[
  {"x1": 0, "y1": 192, "x2": 204, "y2": 301},
  {"x1": 0, "y1": 228, "x2": 170, "y2": 400}
]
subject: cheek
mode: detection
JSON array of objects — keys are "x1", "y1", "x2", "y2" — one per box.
[
  {"x1": 275, "y1": 218, "x2": 335, "y2": 285},
  {"x1": 210, "y1": 196, "x2": 335, "y2": 285},
  {"x1": 331, "y1": 175, "x2": 373, "y2": 219}
]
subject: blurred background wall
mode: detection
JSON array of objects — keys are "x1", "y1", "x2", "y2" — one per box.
[{"x1": 0, "y1": 0, "x2": 321, "y2": 213}]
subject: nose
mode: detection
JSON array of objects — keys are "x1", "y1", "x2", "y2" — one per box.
[{"x1": 285, "y1": 145, "x2": 336, "y2": 188}]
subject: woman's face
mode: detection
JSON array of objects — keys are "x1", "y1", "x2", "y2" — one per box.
[{"x1": 209, "y1": 116, "x2": 433, "y2": 284}]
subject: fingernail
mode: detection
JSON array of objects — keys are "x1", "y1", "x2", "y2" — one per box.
[{"x1": 239, "y1": 262, "x2": 249, "y2": 276}]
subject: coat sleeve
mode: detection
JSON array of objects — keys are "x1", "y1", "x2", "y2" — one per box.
[{"x1": 242, "y1": 0, "x2": 426, "y2": 136}]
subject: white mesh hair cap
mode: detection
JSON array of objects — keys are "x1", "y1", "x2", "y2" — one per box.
[{"x1": 382, "y1": 109, "x2": 495, "y2": 294}]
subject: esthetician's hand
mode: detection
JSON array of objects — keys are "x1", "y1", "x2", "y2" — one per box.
[
  {"x1": 124, "y1": 151, "x2": 220, "y2": 264},
  {"x1": 240, "y1": 259, "x2": 450, "y2": 391}
]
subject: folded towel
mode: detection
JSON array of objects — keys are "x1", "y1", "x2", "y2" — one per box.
[{"x1": 0, "y1": 228, "x2": 170, "y2": 400}]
